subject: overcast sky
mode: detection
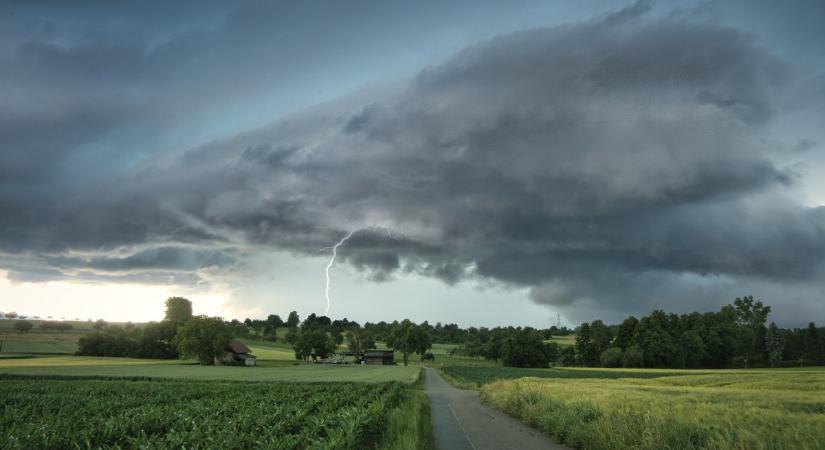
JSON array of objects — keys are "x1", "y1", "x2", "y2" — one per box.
[{"x1": 1, "y1": 0, "x2": 824, "y2": 327}]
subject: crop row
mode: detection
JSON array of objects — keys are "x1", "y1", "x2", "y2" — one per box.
[
  {"x1": 440, "y1": 365, "x2": 680, "y2": 387},
  {"x1": 1, "y1": 378, "x2": 406, "y2": 449}
]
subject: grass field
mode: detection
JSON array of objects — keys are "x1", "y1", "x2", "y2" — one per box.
[
  {"x1": 547, "y1": 335, "x2": 575, "y2": 346},
  {"x1": 0, "y1": 355, "x2": 422, "y2": 383},
  {"x1": 440, "y1": 365, "x2": 702, "y2": 389},
  {"x1": 480, "y1": 368, "x2": 825, "y2": 449},
  {"x1": 1, "y1": 377, "x2": 417, "y2": 449}
]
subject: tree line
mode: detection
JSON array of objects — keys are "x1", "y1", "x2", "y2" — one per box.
[{"x1": 573, "y1": 296, "x2": 825, "y2": 369}]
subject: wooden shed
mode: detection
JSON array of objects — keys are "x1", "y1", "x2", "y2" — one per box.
[
  {"x1": 363, "y1": 349, "x2": 395, "y2": 365},
  {"x1": 222, "y1": 339, "x2": 257, "y2": 366}
]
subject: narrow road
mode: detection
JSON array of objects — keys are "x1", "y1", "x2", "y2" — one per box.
[{"x1": 424, "y1": 367, "x2": 569, "y2": 450}]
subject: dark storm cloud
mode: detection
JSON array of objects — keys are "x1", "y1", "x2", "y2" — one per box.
[{"x1": 2, "y1": 2, "x2": 825, "y2": 323}]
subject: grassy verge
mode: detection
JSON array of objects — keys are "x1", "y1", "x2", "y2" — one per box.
[
  {"x1": 480, "y1": 370, "x2": 825, "y2": 449},
  {"x1": 379, "y1": 389, "x2": 435, "y2": 450}
]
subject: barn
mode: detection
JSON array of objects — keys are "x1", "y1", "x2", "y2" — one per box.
[
  {"x1": 222, "y1": 340, "x2": 257, "y2": 366},
  {"x1": 363, "y1": 349, "x2": 395, "y2": 365}
]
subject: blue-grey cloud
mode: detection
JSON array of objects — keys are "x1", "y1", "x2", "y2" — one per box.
[{"x1": 2, "y1": 1, "x2": 825, "y2": 324}]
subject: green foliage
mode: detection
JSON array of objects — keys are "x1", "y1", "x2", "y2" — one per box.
[
  {"x1": 164, "y1": 297, "x2": 193, "y2": 323},
  {"x1": 500, "y1": 329, "x2": 553, "y2": 368},
  {"x1": 13, "y1": 321, "x2": 33, "y2": 333},
  {"x1": 387, "y1": 320, "x2": 432, "y2": 366},
  {"x1": 293, "y1": 327, "x2": 337, "y2": 361},
  {"x1": 733, "y1": 295, "x2": 770, "y2": 368},
  {"x1": 347, "y1": 328, "x2": 375, "y2": 356},
  {"x1": 0, "y1": 378, "x2": 410, "y2": 449},
  {"x1": 286, "y1": 310, "x2": 300, "y2": 328},
  {"x1": 599, "y1": 347, "x2": 623, "y2": 368},
  {"x1": 765, "y1": 322, "x2": 784, "y2": 368},
  {"x1": 622, "y1": 345, "x2": 644, "y2": 368},
  {"x1": 39, "y1": 322, "x2": 73, "y2": 332},
  {"x1": 77, "y1": 321, "x2": 178, "y2": 359},
  {"x1": 175, "y1": 316, "x2": 232, "y2": 365}
]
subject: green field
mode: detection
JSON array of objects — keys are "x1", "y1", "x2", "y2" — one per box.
[
  {"x1": 0, "y1": 355, "x2": 421, "y2": 383},
  {"x1": 547, "y1": 335, "x2": 575, "y2": 347},
  {"x1": 479, "y1": 368, "x2": 825, "y2": 449},
  {"x1": 441, "y1": 365, "x2": 691, "y2": 388},
  {"x1": 1, "y1": 377, "x2": 414, "y2": 449}
]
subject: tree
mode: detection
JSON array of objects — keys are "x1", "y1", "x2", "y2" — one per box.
[
  {"x1": 803, "y1": 322, "x2": 824, "y2": 364},
  {"x1": 765, "y1": 322, "x2": 784, "y2": 368},
  {"x1": 93, "y1": 319, "x2": 108, "y2": 330},
  {"x1": 622, "y1": 345, "x2": 644, "y2": 368},
  {"x1": 164, "y1": 297, "x2": 193, "y2": 323},
  {"x1": 6, "y1": 312, "x2": 18, "y2": 319},
  {"x1": 600, "y1": 347, "x2": 624, "y2": 368},
  {"x1": 293, "y1": 327, "x2": 337, "y2": 361},
  {"x1": 500, "y1": 329, "x2": 553, "y2": 368},
  {"x1": 347, "y1": 328, "x2": 375, "y2": 356},
  {"x1": 175, "y1": 316, "x2": 232, "y2": 365},
  {"x1": 575, "y1": 323, "x2": 595, "y2": 366},
  {"x1": 286, "y1": 311, "x2": 300, "y2": 328},
  {"x1": 14, "y1": 321, "x2": 33, "y2": 333},
  {"x1": 387, "y1": 320, "x2": 432, "y2": 366},
  {"x1": 733, "y1": 296, "x2": 771, "y2": 368},
  {"x1": 614, "y1": 316, "x2": 639, "y2": 350}
]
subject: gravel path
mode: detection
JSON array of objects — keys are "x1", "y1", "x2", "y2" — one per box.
[{"x1": 424, "y1": 367, "x2": 569, "y2": 450}]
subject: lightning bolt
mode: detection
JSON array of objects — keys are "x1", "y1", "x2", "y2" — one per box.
[{"x1": 324, "y1": 230, "x2": 356, "y2": 316}]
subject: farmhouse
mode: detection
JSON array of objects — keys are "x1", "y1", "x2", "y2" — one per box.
[
  {"x1": 363, "y1": 349, "x2": 395, "y2": 365},
  {"x1": 222, "y1": 340, "x2": 257, "y2": 366}
]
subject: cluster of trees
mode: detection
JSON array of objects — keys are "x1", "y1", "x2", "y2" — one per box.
[
  {"x1": 78, "y1": 297, "x2": 235, "y2": 365},
  {"x1": 269, "y1": 312, "x2": 433, "y2": 365},
  {"x1": 450, "y1": 327, "x2": 561, "y2": 368},
  {"x1": 12, "y1": 321, "x2": 73, "y2": 333},
  {"x1": 574, "y1": 296, "x2": 825, "y2": 369}
]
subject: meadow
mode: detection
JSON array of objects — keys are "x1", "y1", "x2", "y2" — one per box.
[
  {"x1": 1, "y1": 377, "x2": 420, "y2": 449},
  {"x1": 440, "y1": 365, "x2": 698, "y2": 388},
  {"x1": 480, "y1": 368, "x2": 825, "y2": 450},
  {"x1": 0, "y1": 356, "x2": 422, "y2": 383}
]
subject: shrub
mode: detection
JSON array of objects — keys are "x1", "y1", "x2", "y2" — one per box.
[
  {"x1": 622, "y1": 345, "x2": 644, "y2": 368},
  {"x1": 600, "y1": 347, "x2": 624, "y2": 367}
]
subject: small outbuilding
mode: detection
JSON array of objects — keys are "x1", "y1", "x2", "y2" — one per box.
[
  {"x1": 222, "y1": 340, "x2": 257, "y2": 366},
  {"x1": 363, "y1": 349, "x2": 395, "y2": 365}
]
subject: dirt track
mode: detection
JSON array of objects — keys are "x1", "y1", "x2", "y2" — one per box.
[{"x1": 424, "y1": 367, "x2": 569, "y2": 450}]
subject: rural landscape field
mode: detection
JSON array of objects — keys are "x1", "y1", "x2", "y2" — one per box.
[{"x1": 3, "y1": 1, "x2": 825, "y2": 449}]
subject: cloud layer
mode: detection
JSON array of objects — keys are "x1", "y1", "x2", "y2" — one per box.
[{"x1": 2, "y1": 3, "x2": 824, "y2": 324}]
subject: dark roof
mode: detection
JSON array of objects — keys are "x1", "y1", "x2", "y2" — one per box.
[
  {"x1": 229, "y1": 340, "x2": 251, "y2": 354},
  {"x1": 364, "y1": 350, "x2": 394, "y2": 357}
]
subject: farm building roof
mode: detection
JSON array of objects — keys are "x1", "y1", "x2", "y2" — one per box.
[{"x1": 228, "y1": 340, "x2": 251, "y2": 354}]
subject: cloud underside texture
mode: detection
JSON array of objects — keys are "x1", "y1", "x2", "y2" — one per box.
[{"x1": 3, "y1": 9, "x2": 824, "y2": 322}]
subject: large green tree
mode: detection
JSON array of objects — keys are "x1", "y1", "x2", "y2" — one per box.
[
  {"x1": 293, "y1": 327, "x2": 337, "y2": 361},
  {"x1": 346, "y1": 328, "x2": 375, "y2": 356},
  {"x1": 164, "y1": 297, "x2": 193, "y2": 323},
  {"x1": 765, "y1": 322, "x2": 784, "y2": 368},
  {"x1": 387, "y1": 320, "x2": 432, "y2": 366},
  {"x1": 500, "y1": 329, "x2": 553, "y2": 368},
  {"x1": 175, "y1": 316, "x2": 232, "y2": 365},
  {"x1": 733, "y1": 296, "x2": 770, "y2": 368}
]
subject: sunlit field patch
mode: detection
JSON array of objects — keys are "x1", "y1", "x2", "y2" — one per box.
[{"x1": 480, "y1": 369, "x2": 825, "y2": 449}]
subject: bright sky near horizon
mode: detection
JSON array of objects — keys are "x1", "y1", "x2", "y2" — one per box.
[{"x1": 2, "y1": 0, "x2": 825, "y2": 327}]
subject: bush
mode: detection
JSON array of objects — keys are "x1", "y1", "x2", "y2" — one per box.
[
  {"x1": 622, "y1": 345, "x2": 644, "y2": 368},
  {"x1": 500, "y1": 329, "x2": 552, "y2": 368},
  {"x1": 13, "y1": 321, "x2": 33, "y2": 333},
  {"x1": 600, "y1": 347, "x2": 624, "y2": 367}
]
